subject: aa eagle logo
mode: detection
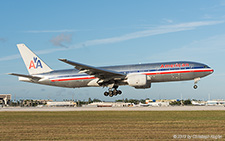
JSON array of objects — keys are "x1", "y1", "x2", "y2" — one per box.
[{"x1": 29, "y1": 57, "x2": 43, "y2": 69}]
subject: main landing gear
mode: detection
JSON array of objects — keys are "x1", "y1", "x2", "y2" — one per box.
[
  {"x1": 104, "y1": 87, "x2": 122, "y2": 97},
  {"x1": 193, "y1": 77, "x2": 200, "y2": 89}
]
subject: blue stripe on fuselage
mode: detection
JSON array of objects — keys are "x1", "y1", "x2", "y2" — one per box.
[{"x1": 49, "y1": 66, "x2": 206, "y2": 80}]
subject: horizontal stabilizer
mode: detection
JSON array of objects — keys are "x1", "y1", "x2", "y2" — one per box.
[{"x1": 8, "y1": 73, "x2": 42, "y2": 80}]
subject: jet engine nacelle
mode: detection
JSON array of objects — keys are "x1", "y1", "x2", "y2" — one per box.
[{"x1": 127, "y1": 74, "x2": 151, "y2": 89}]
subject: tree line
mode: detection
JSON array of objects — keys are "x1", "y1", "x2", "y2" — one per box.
[{"x1": 6, "y1": 98, "x2": 193, "y2": 107}]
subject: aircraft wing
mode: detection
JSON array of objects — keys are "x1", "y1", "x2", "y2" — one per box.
[
  {"x1": 8, "y1": 73, "x2": 42, "y2": 81},
  {"x1": 58, "y1": 59, "x2": 125, "y2": 81}
]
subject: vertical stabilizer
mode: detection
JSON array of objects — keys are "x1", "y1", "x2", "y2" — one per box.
[{"x1": 17, "y1": 44, "x2": 53, "y2": 75}]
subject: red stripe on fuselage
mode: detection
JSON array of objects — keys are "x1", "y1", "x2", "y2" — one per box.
[
  {"x1": 50, "y1": 69, "x2": 213, "y2": 82},
  {"x1": 51, "y1": 76, "x2": 95, "y2": 82}
]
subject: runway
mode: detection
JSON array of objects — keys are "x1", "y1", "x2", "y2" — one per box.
[{"x1": 0, "y1": 106, "x2": 224, "y2": 111}]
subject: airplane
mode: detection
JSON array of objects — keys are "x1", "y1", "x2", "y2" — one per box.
[
  {"x1": 9, "y1": 44, "x2": 214, "y2": 97},
  {"x1": 191, "y1": 101, "x2": 205, "y2": 106}
]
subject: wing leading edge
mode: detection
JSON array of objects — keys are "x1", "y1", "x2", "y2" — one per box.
[{"x1": 58, "y1": 59, "x2": 125, "y2": 81}]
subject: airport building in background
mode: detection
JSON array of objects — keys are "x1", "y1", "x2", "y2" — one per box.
[
  {"x1": 84, "y1": 102, "x2": 132, "y2": 107},
  {"x1": 47, "y1": 101, "x2": 77, "y2": 107},
  {"x1": 207, "y1": 100, "x2": 225, "y2": 106},
  {"x1": 0, "y1": 94, "x2": 11, "y2": 106},
  {"x1": 21, "y1": 99, "x2": 53, "y2": 107}
]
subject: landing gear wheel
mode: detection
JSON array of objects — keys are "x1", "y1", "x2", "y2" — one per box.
[
  {"x1": 113, "y1": 89, "x2": 117, "y2": 96},
  {"x1": 104, "y1": 92, "x2": 109, "y2": 96},
  {"x1": 117, "y1": 90, "x2": 122, "y2": 95},
  {"x1": 109, "y1": 93, "x2": 113, "y2": 97},
  {"x1": 193, "y1": 85, "x2": 198, "y2": 89},
  {"x1": 109, "y1": 91, "x2": 113, "y2": 97}
]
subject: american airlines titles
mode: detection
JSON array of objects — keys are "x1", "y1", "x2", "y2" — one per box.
[{"x1": 160, "y1": 63, "x2": 189, "y2": 68}]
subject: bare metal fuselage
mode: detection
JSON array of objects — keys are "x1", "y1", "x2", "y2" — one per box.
[{"x1": 19, "y1": 61, "x2": 213, "y2": 88}]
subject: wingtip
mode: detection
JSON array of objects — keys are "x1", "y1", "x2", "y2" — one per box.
[{"x1": 58, "y1": 58, "x2": 67, "y2": 62}]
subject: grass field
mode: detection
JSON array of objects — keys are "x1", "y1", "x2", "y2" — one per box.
[{"x1": 0, "y1": 111, "x2": 224, "y2": 140}]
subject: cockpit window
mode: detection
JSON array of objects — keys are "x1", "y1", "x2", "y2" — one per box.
[{"x1": 204, "y1": 65, "x2": 209, "y2": 68}]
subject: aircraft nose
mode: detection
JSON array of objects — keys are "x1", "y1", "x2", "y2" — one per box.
[{"x1": 209, "y1": 68, "x2": 214, "y2": 74}]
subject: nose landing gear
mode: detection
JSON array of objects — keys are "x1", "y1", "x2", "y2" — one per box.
[
  {"x1": 193, "y1": 85, "x2": 198, "y2": 89},
  {"x1": 193, "y1": 77, "x2": 200, "y2": 89}
]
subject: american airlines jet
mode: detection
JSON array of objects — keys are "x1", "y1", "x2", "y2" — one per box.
[{"x1": 9, "y1": 44, "x2": 214, "y2": 97}]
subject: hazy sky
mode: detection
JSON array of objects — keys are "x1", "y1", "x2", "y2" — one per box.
[{"x1": 1, "y1": 0, "x2": 225, "y2": 101}]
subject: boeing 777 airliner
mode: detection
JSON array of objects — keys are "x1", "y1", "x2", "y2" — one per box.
[{"x1": 9, "y1": 44, "x2": 214, "y2": 97}]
